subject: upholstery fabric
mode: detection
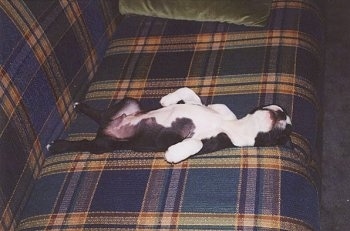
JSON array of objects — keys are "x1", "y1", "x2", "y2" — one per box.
[
  {"x1": 119, "y1": 0, "x2": 273, "y2": 27},
  {"x1": 17, "y1": 0, "x2": 324, "y2": 230},
  {"x1": 0, "y1": 1, "x2": 120, "y2": 230}
]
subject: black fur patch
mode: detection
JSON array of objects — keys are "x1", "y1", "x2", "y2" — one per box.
[
  {"x1": 129, "y1": 117, "x2": 195, "y2": 152},
  {"x1": 254, "y1": 124, "x2": 292, "y2": 147},
  {"x1": 198, "y1": 133, "x2": 234, "y2": 154}
]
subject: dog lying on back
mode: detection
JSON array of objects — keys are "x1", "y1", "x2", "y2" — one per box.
[{"x1": 47, "y1": 87, "x2": 292, "y2": 163}]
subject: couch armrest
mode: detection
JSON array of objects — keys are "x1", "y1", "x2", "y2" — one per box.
[{"x1": 0, "y1": 1, "x2": 120, "y2": 230}]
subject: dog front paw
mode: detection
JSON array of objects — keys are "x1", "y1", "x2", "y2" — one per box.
[
  {"x1": 160, "y1": 93, "x2": 180, "y2": 107},
  {"x1": 164, "y1": 139, "x2": 203, "y2": 164},
  {"x1": 165, "y1": 150, "x2": 187, "y2": 164}
]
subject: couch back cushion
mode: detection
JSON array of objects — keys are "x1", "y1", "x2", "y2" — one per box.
[
  {"x1": 0, "y1": 1, "x2": 120, "y2": 229},
  {"x1": 119, "y1": 0, "x2": 273, "y2": 27}
]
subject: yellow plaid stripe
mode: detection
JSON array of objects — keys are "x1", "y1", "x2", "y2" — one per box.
[
  {"x1": 60, "y1": 0, "x2": 98, "y2": 81},
  {"x1": 0, "y1": 203, "x2": 16, "y2": 231},
  {"x1": 0, "y1": 1, "x2": 72, "y2": 121},
  {"x1": 17, "y1": 212, "x2": 313, "y2": 230},
  {"x1": 106, "y1": 30, "x2": 321, "y2": 58},
  {"x1": 84, "y1": 74, "x2": 319, "y2": 108},
  {"x1": 40, "y1": 145, "x2": 313, "y2": 183},
  {"x1": 0, "y1": 66, "x2": 22, "y2": 136}
]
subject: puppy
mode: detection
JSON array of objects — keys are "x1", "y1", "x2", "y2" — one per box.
[{"x1": 47, "y1": 87, "x2": 292, "y2": 163}]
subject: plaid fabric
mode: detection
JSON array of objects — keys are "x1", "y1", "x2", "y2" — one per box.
[
  {"x1": 0, "y1": 1, "x2": 120, "y2": 230},
  {"x1": 16, "y1": 0, "x2": 323, "y2": 230}
]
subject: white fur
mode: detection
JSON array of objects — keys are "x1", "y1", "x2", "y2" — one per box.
[
  {"x1": 46, "y1": 143, "x2": 51, "y2": 151},
  {"x1": 222, "y1": 111, "x2": 272, "y2": 147},
  {"x1": 104, "y1": 88, "x2": 291, "y2": 163},
  {"x1": 165, "y1": 138, "x2": 203, "y2": 163},
  {"x1": 207, "y1": 104, "x2": 237, "y2": 120},
  {"x1": 160, "y1": 89, "x2": 291, "y2": 163},
  {"x1": 111, "y1": 101, "x2": 140, "y2": 120},
  {"x1": 263, "y1": 105, "x2": 292, "y2": 129},
  {"x1": 160, "y1": 87, "x2": 202, "y2": 106}
]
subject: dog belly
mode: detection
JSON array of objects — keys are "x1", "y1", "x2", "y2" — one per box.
[
  {"x1": 170, "y1": 106, "x2": 224, "y2": 140},
  {"x1": 102, "y1": 114, "x2": 140, "y2": 139},
  {"x1": 103, "y1": 104, "x2": 224, "y2": 141},
  {"x1": 192, "y1": 126, "x2": 223, "y2": 140},
  {"x1": 150, "y1": 104, "x2": 225, "y2": 127}
]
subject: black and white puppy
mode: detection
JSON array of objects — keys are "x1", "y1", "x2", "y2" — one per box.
[{"x1": 47, "y1": 87, "x2": 292, "y2": 163}]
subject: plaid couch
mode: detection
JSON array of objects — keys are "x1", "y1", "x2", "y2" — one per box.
[{"x1": 1, "y1": 0, "x2": 324, "y2": 230}]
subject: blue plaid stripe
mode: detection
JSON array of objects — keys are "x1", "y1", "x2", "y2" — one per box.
[
  {"x1": 0, "y1": 1, "x2": 120, "y2": 230},
  {"x1": 19, "y1": 1, "x2": 323, "y2": 229},
  {"x1": 3, "y1": 0, "x2": 324, "y2": 230},
  {"x1": 18, "y1": 149, "x2": 318, "y2": 230}
]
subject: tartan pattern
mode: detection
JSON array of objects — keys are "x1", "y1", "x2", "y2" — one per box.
[
  {"x1": 0, "y1": 1, "x2": 120, "y2": 230},
  {"x1": 1, "y1": 0, "x2": 323, "y2": 230}
]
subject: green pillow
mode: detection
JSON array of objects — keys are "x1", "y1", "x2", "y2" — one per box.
[{"x1": 119, "y1": 0, "x2": 272, "y2": 27}]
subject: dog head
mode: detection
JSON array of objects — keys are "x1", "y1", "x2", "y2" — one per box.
[{"x1": 249, "y1": 105, "x2": 292, "y2": 147}]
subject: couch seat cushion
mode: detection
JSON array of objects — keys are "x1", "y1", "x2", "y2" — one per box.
[{"x1": 18, "y1": 0, "x2": 324, "y2": 229}]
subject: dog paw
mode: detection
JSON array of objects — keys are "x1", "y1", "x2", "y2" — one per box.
[
  {"x1": 165, "y1": 150, "x2": 187, "y2": 164},
  {"x1": 164, "y1": 139, "x2": 203, "y2": 164},
  {"x1": 46, "y1": 140, "x2": 59, "y2": 153},
  {"x1": 46, "y1": 140, "x2": 70, "y2": 154},
  {"x1": 160, "y1": 88, "x2": 202, "y2": 106},
  {"x1": 73, "y1": 102, "x2": 80, "y2": 109},
  {"x1": 160, "y1": 93, "x2": 180, "y2": 107},
  {"x1": 46, "y1": 143, "x2": 52, "y2": 151}
]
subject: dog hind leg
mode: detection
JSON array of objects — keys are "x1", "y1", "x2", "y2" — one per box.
[
  {"x1": 47, "y1": 139, "x2": 98, "y2": 154},
  {"x1": 74, "y1": 102, "x2": 102, "y2": 124},
  {"x1": 74, "y1": 98, "x2": 141, "y2": 125},
  {"x1": 105, "y1": 98, "x2": 141, "y2": 120}
]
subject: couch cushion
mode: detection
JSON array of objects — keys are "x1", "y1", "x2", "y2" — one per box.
[
  {"x1": 0, "y1": 1, "x2": 120, "y2": 230},
  {"x1": 119, "y1": 0, "x2": 273, "y2": 27},
  {"x1": 18, "y1": 0, "x2": 324, "y2": 230}
]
